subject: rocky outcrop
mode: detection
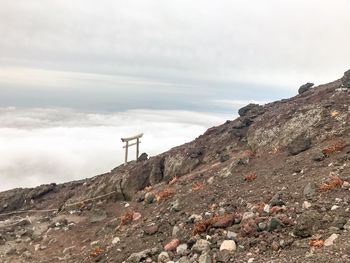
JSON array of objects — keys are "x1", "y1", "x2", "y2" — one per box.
[
  {"x1": 341, "y1": 69, "x2": 350, "y2": 89},
  {"x1": 298, "y1": 82, "x2": 314, "y2": 94}
]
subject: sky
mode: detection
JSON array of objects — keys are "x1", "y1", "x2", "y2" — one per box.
[{"x1": 0, "y1": 0, "x2": 350, "y2": 190}]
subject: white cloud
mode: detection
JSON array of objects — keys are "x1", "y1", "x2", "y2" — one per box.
[{"x1": 0, "y1": 108, "x2": 231, "y2": 191}]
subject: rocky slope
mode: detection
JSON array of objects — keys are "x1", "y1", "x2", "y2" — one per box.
[{"x1": 0, "y1": 70, "x2": 349, "y2": 263}]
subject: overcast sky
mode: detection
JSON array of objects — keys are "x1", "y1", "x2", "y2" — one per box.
[
  {"x1": 1, "y1": 1, "x2": 350, "y2": 190},
  {"x1": 1, "y1": 0, "x2": 350, "y2": 112}
]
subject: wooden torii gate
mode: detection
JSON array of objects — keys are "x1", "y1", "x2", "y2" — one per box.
[{"x1": 121, "y1": 133, "x2": 143, "y2": 165}]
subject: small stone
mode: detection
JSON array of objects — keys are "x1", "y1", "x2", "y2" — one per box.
[
  {"x1": 145, "y1": 192, "x2": 156, "y2": 204},
  {"x1": 324, "y1": 234, "x2": 338, "y2": 246},
  {"x1": 258, "y1": 222, "x2": 267, "y2": 231},
  {"x1": 176, "y1": 244, "x2": 188, "y2": 256},
  {"x1": 189, "y1": 214, "x2": 203, "y2": 223},
  {"x1": 263, "y1": 204, "x2": 270, "y2": 213},
  {"x1": 22, "y1": 251, "x2": 32, "y2": 259},
  {"x1": 248, "y1": 258, "x2": 255, "y2": 263},
  {"x1": 171, "y1": 199, "x2": 181, "y2": 212},
  {"x1": 112, "y1": 237, "x2": 120, "y2": 245},
  {"x1": 219, "y1": 240, "x2": 236, "y2": 252},
  {"x1": 331, "y1": 205, "x2": 339, "y2": 211},
  {"x1": 269, "y1": 192, "x2": 285, "y2": 207},
  {"x1": 303, "y1": 182, "x2": 316, "y2": 198},
  {"x1": 343, "y1": 220, "x2": 350, "y2": 230},
  {"x1": 199, "y1": 252, "x2": 212, "y2": 263},
  {"x1": 271, "y1": 241, "x2": 279, "y2": 251},
  {"x1": 268, "y1": 217, "x2": 284, "y2": 232},
  {"x1": 227, "y1": 231, "x2": 237, "y2": 239},
  {"x1": 158, "y1": 251, "x2": 171, "y2": 263},
  {"x1": 178, "y1": 257, "x2": 191, "y2": 263},
  {"x1": 144, "y1": 225, "x2": 159, "y2": 236},
  {"x1": 212, "y1": 214, "x2": 235, "y2": 228},
  {"x1": 207, "y1": 177, "x2": 214, "y2": 185},
  {"x1": 164, "y1": 239, "x2": 180, "y2": 251},
  {"x1": 5, "y1": 247, "x2": 17, "y2": 255},
  {"x1": 302, "y1": 201, "x2": 312, "y2": 209},
  {"x1": 242, "y1": 212, "x2": 255, "y2": 221},
  {"x1": 192, "y1": 239, "x2": 210, "y2": 253}
]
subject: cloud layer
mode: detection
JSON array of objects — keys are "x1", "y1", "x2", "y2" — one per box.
[{"x1": 0, "y1": 107, "x2": 232, "y2": 191}]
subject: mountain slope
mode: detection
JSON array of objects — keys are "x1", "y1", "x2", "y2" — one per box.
[{"x1": 0, "y1": 71, "x2": 349, "y2": 263}]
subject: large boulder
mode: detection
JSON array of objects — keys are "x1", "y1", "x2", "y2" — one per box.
[
  {"x1": 298, "y1": 83, "x2": 314, "y2": 94},
  {"x1": 287, "y1": 134, "x2": 311, "y2": 155},
  {"x1": 238, "y1": 104, "x2": 264, "y2": 118},
  {"x1": 341, "y1": 69, "x2": 350, "y2": 89}
]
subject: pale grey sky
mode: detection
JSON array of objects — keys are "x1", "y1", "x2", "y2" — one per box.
[{"x1": 1, "y1": 0, "x2": 349, "y2": 112}]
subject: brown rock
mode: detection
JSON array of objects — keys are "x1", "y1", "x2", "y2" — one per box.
[
  {"x1": 144, "y1": 225, "x2": 159, "y2": 235},
  {"x1": 164, "y1": 239, "x2": 180, "y2": 251}
]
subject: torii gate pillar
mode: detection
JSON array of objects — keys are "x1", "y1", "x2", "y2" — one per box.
[{"x1": 121, "y1": 133, "x2": 143, "y2": 165}]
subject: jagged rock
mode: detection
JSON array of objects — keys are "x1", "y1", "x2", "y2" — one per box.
[
  {"x1": 126, "y1": 247, "x2": 159, "y2": 263},
  {"x1": 287, "y1": 134, "x2": 311, "y2": 155},
  {"x1": 324, "y1": 234, "x2": 339, "y2": 246},
  {"x1": 269, "y1": 192, "x2": 285, "y2": 207},
  {"x1": 298, "y1": 83, "x2": 314, "y2": 94},
  {"x1": 176, "y1": 244, "x2": 188, "y2": 256},
  {"x1": 199, "y1": 252, "x2": 212, "y2": 263},
  {"x1": 238, "y1": 104, "x2": 264, "y2": 117},
  {"x1": 341, "y1": 69, "x2": 350, "y2": 89},
  {"x1": 137, "y1": 152, "x2": 148, "y2": 162},
  {"x1": 27, "y1": 183, "x2": 56, "y2": 200},
  {"x1": 192, "y1": 239, "x2": 210, "y2": 253}
]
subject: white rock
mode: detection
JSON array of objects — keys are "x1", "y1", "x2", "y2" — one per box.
[
  {"x1": 331, "y1": 205, "x2": 339, "y2": 211},
  {"x1": 34, "y1": 244, "x2": 40, "y2": 251},
  {"x1": 176, "y1": 244, "x2": 188, "y2": 256},
  {"x1": 263, "y1": 204, "x2": 270, "y2": 213},
  {"x1": 324, "y1": 234, "x2": 339, "y2": 246},
  {"x1": 112, "y1": 237, "x2": 120, "y2": 245},
  {"x1": 248, "y1": 258, "x2": 255, "y2": 263},
  {"x1": 158, "y1": 251, "x2": 170, "y2": 263},
  {"x1": 207, "y1": 177, "x2": 214, "y2": 185},
  {"x1": 220, "y1": 240, "x2": 236, "y2": 251},
  {"x1": 242, "y1": 212, "x2": 255, "y2": 221},
  {"x1": 302, "y1": 201, "x2": 312, "y2": 209}
]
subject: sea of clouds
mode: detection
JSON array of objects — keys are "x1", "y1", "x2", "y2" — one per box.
[{"x1": 0, "y1": 107, "x2": 234, "y2": 191}]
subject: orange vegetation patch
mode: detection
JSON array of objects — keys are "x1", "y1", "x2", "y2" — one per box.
[
  {"x1": 192, "y1": 181, "x2": 204, "y2": 191},
  {"x1": 156, "y1": 188, "x2": 174, "y2": 202},
  {"x1": 319, "y1": 176, "x2": 344, "y2": 192},
  {"x1": 119, "y1": 210, "x2": 134, "y2": 226},
  {"x1": 244, "y1": 173, "x2": 257, "y2": 182},
  {"x1": 90, "y1": 247, "x2": 104, "y2": 258},
  {"x1": 309, "y1": 239, "x2": 324, "y2": 248},
  {"x1": 322, "y1": 140, "x2": 346, "y2": 155}
]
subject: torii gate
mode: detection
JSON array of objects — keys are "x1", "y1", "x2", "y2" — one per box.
[{"x1": 121, "y1": 133, "x2": 143, "y2": 165}]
